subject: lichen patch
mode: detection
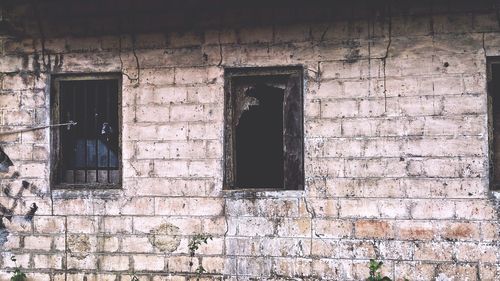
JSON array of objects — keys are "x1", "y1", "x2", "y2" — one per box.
[{"x1": 148, "y1": 222, "x2": 181, "y2": 252}]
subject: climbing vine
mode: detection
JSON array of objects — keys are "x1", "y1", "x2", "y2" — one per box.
[{"x1": 188, "y1": 234, "x2": 213, "y2": 279}]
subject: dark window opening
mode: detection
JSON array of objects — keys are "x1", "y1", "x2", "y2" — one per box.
[
  {"x1": 236, "y1": 84, "x2": 284, "y2": 187},
  {"x1": 224, "y1": 67, "x2": 304, "y2": 190},
  {"x1": 52, "y1": 75, "x2": 121, "y2": 188}
]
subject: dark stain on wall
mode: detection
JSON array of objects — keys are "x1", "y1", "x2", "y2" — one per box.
[
  {"x1": 344, "y1": 40, "x2": 361, "y2": 63},
  {"x1": 0, "y1": 178, "x2": 43, "y2": 245},
  {"x1": 0, "y1": 146, "x2": 14, "y2": 173},
  {"x1": 0, "y1": 218, "x2": 8, "y2": 245},
  {"x1": 24, "y1": 203, "x2": 38, "y2": 222},
  {"x1": 32, "y1": 52, "x2": 42, "y2": 78}
]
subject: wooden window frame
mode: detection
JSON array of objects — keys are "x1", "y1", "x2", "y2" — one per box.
[
  {"x1": 488, "y1": 58, "x2": 500, "y2": 191},
  {"x1": 50, "y1": 73, "x2": 122, "y2": 190},
  {"x1": 223, "y1": 66, "x2": 304, "y2": 191}
]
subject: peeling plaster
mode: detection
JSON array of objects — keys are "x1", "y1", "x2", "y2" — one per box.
[{"x1": 148, "y1": 222, "x2": 181, "y2": 252}]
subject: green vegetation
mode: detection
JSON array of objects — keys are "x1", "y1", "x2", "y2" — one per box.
[
  {"x1": 10, "y1": 256, "x2": 26, "y2": 281},
  {"x1": 366, "y1": 259, "x2": 409, "y2": 281},
  {"x1": 367, "y1": 259, "x2": 392, "y2": 281},
  {"x1": 188, "y1": 234, "x2": 213, "y2": 279}
]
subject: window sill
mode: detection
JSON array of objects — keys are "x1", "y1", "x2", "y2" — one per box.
[
  {"x1": 491, "y1": 190, "x2": 500, "y2": 199},
  {"x1": 51, "y1": 184, "x2": 122, "y2": 199},
  {"x1": 223, "y1": 188, "x2": 304, "y2": 199}
]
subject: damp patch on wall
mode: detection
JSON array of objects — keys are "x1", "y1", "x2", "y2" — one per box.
[{"x1": 148, "y1": 222, "x2": 181, "y2": 252}]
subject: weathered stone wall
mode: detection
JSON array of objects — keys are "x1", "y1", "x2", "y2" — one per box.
[{"x1": 0, "y1": 1, "x2": 499, "y2": 280}]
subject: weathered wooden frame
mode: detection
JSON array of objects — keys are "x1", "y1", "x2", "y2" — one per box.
[
  {"x1": 50, "y1": 73, "x2": 123, "y2": 190},
  {"x1": 223, "y1": 66, "x2": 304, "y2": 191},
  {"x1": 487, "y1": 58, "x2": 500, "y2": 191}
]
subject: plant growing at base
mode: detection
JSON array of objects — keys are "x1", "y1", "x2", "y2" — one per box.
[
  {"x1": 366, "y1": 259, "x2": 409, "y2": 281},
  {"x1": 367, "y1": 259, "x2": 391, "y2": 281},
  {"x1": 10, "y1": 256, "x2": 27, "y2": 281},
  {"x1": 188, "y1": 234, "x2": 213, "y2": 279}
]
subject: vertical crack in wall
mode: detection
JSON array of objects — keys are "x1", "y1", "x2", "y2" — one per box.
[
  {"x1": 118, "y1": 1, "x2": 141, "y2": 87},
  {"x1": 217, "y1": 30, "x2": 223, "y2": 67},
  {"x1": 381, "y1": 2, "x2": 392, "y2": 113},
  {"x1": 131, "y1": 34, "x2": 141, "y2": 85},
  {"x1": 118, "y1": 34, "x2": 140, "y2": 122},
  {"x1": 482, "y1": 32, "x2": 487, "y2": 59},
  {"x1": 303, "y1": 197, "x2": 316, "y2": 260},
  {"x1": 429, "y1": 0, "x2": 435, "y2": 36},
  {"x1": 367, "y1": 9, "x2": 373, "y2": 97},
  {"x1": 118, "y1": 36, "x2": 140, "y2": 86},
  {"x1": 319, "y1": 24, "x2": 331, "y2": 43},
  {"x1": 32, "y1": 0, "x2": 49, "y2": 72},
  {"x1": 316, "y1": 61, "x2": 321, "y2": 88}
]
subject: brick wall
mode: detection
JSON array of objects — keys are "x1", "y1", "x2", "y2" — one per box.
[{"x1": 0, "y1": 2, "x2": 499, "y2": 280}]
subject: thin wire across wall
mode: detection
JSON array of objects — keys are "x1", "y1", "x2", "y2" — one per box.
[{"x1": 0, "y1": 121, "x2": 77, "y2": 135}]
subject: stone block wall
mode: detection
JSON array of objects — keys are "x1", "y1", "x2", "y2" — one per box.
[{"x1": 0, "y1": 1, "x2": 499, "y2": 280}]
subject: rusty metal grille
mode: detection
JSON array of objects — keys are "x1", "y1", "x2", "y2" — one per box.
[{"x1": 57, "y1": 79, "x2": 120, "y2": 186}]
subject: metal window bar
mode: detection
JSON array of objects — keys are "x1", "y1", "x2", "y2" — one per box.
[
  {"x1": 59, "y1": 79, "x2": 119, "y2": 186},
  {"x1": 94, "y1": 81, "x2": 98, "y2": 183},
  {"x1": 72, "y1": 82, "x2": 77, "y2": 183},
  {"x1": 106, "y1": 82, "x2": 111, "y2": 183},
  {"x1": 83, "y1": 81, "x2": 88, "y2": 183}
]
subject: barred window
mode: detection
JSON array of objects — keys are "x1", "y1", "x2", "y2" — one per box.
[{"x1": 51, "y1": 75, "x2": 121, "y2": 188}]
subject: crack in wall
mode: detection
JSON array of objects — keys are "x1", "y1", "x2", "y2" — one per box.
[
  {"x1": 482, "y1": 32, "x2": 487, "y2": 59},
  {"x1": 33, "y1": 0, "x2": 49, "y2": 72},
  {"x1": 302, "y1": 197, "x2": 316, "y2": 264},
  {"x1": 118, "y1": 36, "x2": 140, "y2": 86},
  {"x1": 367, "y1": 19, "x2": 372, "y2": 97},
  {"x1": 217, "y1": 31, "x2": 223, "y2": 67},
  {"x1": 319, "y1": 24, "x2": 331, "y2": 43},
  {"x1": 131, "y1": 34, "x2": 141, "y2": 85},
  {"x1": 380, "y1": 2, "x2": 392, "y2": 114}
]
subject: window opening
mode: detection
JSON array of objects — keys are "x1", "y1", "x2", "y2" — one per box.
[
  {"x1": 224, "y1": 67, "x2": 304, "y2": 190},
  {"x1": 52, "y1": 75, "x2": 121, "y2": 188}
]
